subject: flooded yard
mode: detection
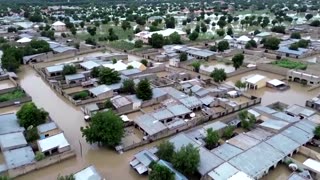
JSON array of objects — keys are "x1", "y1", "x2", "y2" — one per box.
[
  {"x1": 261, "y1": 163, "x2": 292, "y2": 180},
  {"x1": 126, "y1": 111, "x2": 144, "y2": 121}
]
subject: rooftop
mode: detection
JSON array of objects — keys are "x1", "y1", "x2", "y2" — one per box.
[
  {"x1": 198, "y1": 147, "x2": 224, "y2": 175},
  {"x1": 111, "y1": 96, "x2": 132, "y2": 108},
  {"x1": 65, "y1": 73, "x2": 85, "y2": 81},
  {"x1": 265, "y1": 133, "x2": 300, "y2": 155},
  {"x1": 134, "y1": 114, "x2": 167, "y2": 136},
  {"x1": 157, "y1": 160, "x2": 188, "y2": 180},
  {"x1": 169, "y1": 133, "x2": 200, "y2": 151},
  {"x1": 80, "y1": 61, "x2": 100, "y2": 70},
  {"x1": 281, "y1": 125, "x2": 313, "y2": 145},
  {"x1": 4, "y1": 146, "x2": 35, "y2": 169},
  {"x1": 37, "y1": 122, "x2": 58, "y2": 134},
  {"x1": 208, "y1": 162, "x2": 239, "y2": 180},
  {"x1": 46, "y1": 64, "x2": 64, "y2": 73},
  {"x1": 0, "y1": 132, "x2": 27, "y2": 150},
  {"x1": 0, "y1": 113, "x2": 24, "y2": 135},
  {"x1": 167, "y1": 104, "x2": 192, "y2": 117},
  {"x1": 89, "y1": 85, "x2": 112, "y2": 96},
  {"x1": 179, "y1": 96, "x2": 202, "y2": 109},
  {"x1": 152, "y1": 109, "x2": 174, "y2": 121},
  {"x1": 37, "y1": 133, "x2": 70, "y2": 152},
  {"x1": 277, "y1": 46, "x2": 308, "y2": 56},
  {"x1": 259, "y1": 119, "x2": 290, "y2": 131},
  {"x1": 227, "y1": 134, "x2": 260, "y2": 150},
  {"x1": 74, "y1": 166, "x2": 102, "y2": 180},
  {"x1": 211, "y1": 143, "x2": 243, "y2": 161},
  {"x1": 286, "y1": 104, "x2": 315, "y2": 117},
  {"x1": 203, "y1": 121, "x2": 228, "y2": 132},
  {"x1": 133, "y1": 149, "x2": 159, "y2": 167}
]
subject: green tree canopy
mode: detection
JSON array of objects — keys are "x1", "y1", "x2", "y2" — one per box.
[
  {"x1": 314, "y1": 126, "x2": 320, "y2": 139},
  {"x1": 205, "y1": 128, "x2": 220, "y2": 150},
  {"x1": 263, "y1": 37, "x2": 280, "y2": 50},
  {"x1": 223, "y1": 126, "x2": 235, "y2": 139},
  {"x1": 80, "y1": 111, "x2": 124, "y2": 147},
  {"x1": 134, "y1": 40, "x2": 143, "y2": 48},
  {"x1": 149, "y1": 163, "x2": 174, "y2": 180},
  {"x1": 136, "y1": 79, "x2": 153, "y2": 100},
  {"x1": 210, "y1": 68, "x2": 227, "y2": 83},
  {"x1": 98, "y1": 67, "x2": 121, "y2": 85},
  {"x1": 169, "y1": 32, "x2": 182, "y2": 44},
  {"x1": 217, "y1": 40, "x2": 229, "y2": 52},
  {"x1": 191, "y1": 61, "x2": 201, "y2": 73},
  {"x1": 149, "y1": 33, "x2": 164, "y2": 48},
  {"x1": 188, "y1": 31, "x2": 199, "y2": 41},
  {"x1": 232, "y1": 53, "x2": 244, "y2": 70},
  {"x1": 172, "y1": 144, "x2": 200, "y2": 175},
  {"x1": 290, "y1": 32, "x2": 301, "y2": 39},
  {"x1": 17, "y1": 102, "x2": 48, "y2": 128},
  {"x1": 156, "y1": 141, "x2": 175, "y2": 162},
  {"x1": 140, "y1": 59, "x2": 148, "y2": 67},
  {"x1": 216, "y1": 29, "x2": 225, "y2": 37},
  {"x1": 57, "y1": 174, "x2": 75, "y2": 180},
  {"x1": 121, "y1": 79, "x2": 135, "y2": 94},
  {"x1": 62, "y1": 64, "x2": 77, "y2": 76},
  {"x1": 227, "y1": 27, "x2": 233, "y2": 36},
  {"x1": 179, "y1": 52, "x2": 187, "y2": 61}
]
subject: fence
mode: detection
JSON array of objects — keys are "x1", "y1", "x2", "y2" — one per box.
[
  {"x1": 256, "y1": 63, "x2": 288, "y2": 76},
  {"x1": 8, "y1": 150, "x2": 76, "y2": 178}
]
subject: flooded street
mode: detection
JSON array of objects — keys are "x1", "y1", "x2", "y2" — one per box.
[
  {"x1": 14, "y1": 65, "x2": 149, "y2": 180},
  {"x1": 9, "y1": 64, "x2": 319, "y2": 180}
]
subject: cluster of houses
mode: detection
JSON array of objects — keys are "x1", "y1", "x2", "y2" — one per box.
[
  {"x1": 0, "y1": 112, "x2": 73, "y2": 177},
  {"x1": 131, "y1": 103, "x2": 320, "y2": 180}
]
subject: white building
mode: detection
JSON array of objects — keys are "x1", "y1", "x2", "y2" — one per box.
[
  {"x1": 37, "y1": 133, "x2": 71, "y2": 155},
  {"x1": 52, "y1": 21, "x2": 66, "y2": 32},
  {"x1": 135, "y1": 29, "x2": 187, "y2": 43}
]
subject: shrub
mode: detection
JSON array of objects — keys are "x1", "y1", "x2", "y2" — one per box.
[
  {"x1": 35, "y1": 152, "x2": 45, "y2": 161},
  {"x1": 73, "y1": 91, "x2": 89, "y2": 100}
]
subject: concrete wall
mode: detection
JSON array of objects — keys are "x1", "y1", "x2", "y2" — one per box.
[
  {"x1": 257, "y1": 64, "x2": 288, "y2": 76},
  {"x1": 8, "y1": 150, "x2": 75, "y2": 178}
]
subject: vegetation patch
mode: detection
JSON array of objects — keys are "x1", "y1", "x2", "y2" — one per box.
[
  {"x1": 0, "y1": 89, "x2": 26, "y2": 102},
  {"x1": 108, "y1": 40, "x2": 135, "y2": 51},
  {"x1": 73, "y1": 91, "x2": 89, "y2": 100},
  {"x1": 271, "y1": 59, "x2": 307, "y2": 70}
]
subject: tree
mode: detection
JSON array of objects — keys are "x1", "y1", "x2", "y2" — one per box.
[
  {"x1": 216, "y1": 29, "x2": 225, "y2": 37},
  {"x1": 140, "y1": 59, "x2": 148, "y2": 67},
  {"x1": 289, "y1": 43, "x2": 299, "y2": 51},
  {"x1": 87, "y1": 27, "x2": 97, "y2": 36},
  {"x1": 223, "y1": 126, "x2": 235, "y2": 139},
  {"x1": 85, "y1": 37, "x2": 96, "y2": 45},
  {"x1": 200, "y1": 23, "x2": 207, "y2": 33},
  {"x1": 210, "y1": 68, "x2": 227, "y2": 83},
  {"x1": 172, "y1": 144, "x2": 200, "y2": 175},
  {"x1": 264, "y1": 37, "x2": 280, "y2": 50},
  {"x1": 217, "y1": 40, "x2": 229, "y2": 52},
  {"x1": 314, "y1": 126, "x2": 320, "y2": 139},
  {"x1": 57, "y1": 174, "x2": 75, "y2": 180},
  {"x1": 80, "y1": 111, "x2": 124, "y2": 147},
  {"x1": 70, "y1": 27, "x2": 77, "y2": 36},
  {"x1": 169, "y1": 32, "x2": 182, "y2": 44},
  {"x1": 91, "y1": 66, "x2": 101, "y2": 78},
  {"x1": 25, "y1": 127, "x2": 40, "y2": 142},
  {"x1": 98, "y1": 67, "x2": 121, "y2": 85},
  {"x1": 134, "y1": 40, "x2": 143, "y2": 48},
  {"x1": 217, "y1": 20, "x2": 227, "y2": 28},
  {"x1": 191, "y1": 61, "x2": 201, "y2": 73},
  {"x1": 136, "y1": 16, "x2": 146, "y2": 26},
  {"x1": 188, "y1": 31, "x2": 199, "y2": 41},
  {"x1": 136, "y1": 79, "x2": 152, "y2": 100},
  {"x1": 205, "y1": 128, "x2": 220, "y2": 150},
  {"x1": 297, "y1": 39, "x2": 310, "y2": 48},
  {"x1": 127, "y1": 65, "x2": 134, "y2": 69},
  {"x1": 0, "y1": 176, "x2": 10, "y2": 180},
  {"x1": 290, "y1": 32, "x2": 301, "y2": 39},
  {"x1": 186, "y1": 28, "x2": 191, "y2": 35},
  {"x1": 17, "y1": 102, "x2": 48, "y2": 128},
  {"x1": 165, "y1": 17, "x2": 175, "y2": 28},
  {"x1": 62, "y1": 65, "x2": 77, "y2": 76},
  {"x1": 238, "y1": 110, "x2": 255, "y2": 130},
  {"x1": 35, "y1": 152, "x2": 45, "y2": 161},
  {"x1": 149, "y1": 33, "x2": 164, "y2": 48},
  {"x1": 121, "y1": 21, "x2": 131, "y2": 31},
  {"x1": 180, "y1": 52, "x2": 187, "y2": 61},
  {"x1": 271, "y1": 26, "x2": 286, "y2": 34},
  {"x1": 245, "y1": 40, "x2": 257, "y2": 49},
  {"x1": 156, "y1": 141, "x2": 175, "y2": 162},
  {"x1": 305, "y1": 14, "x2": 313, "y2": 21},
  {"x1": 235, "y1": 80, "x2": 246, "y2": 89},
  {"x1": 80, "y1": 21, "x2": 85, "y2": 28},
  {"x1": 232, "y1": 54, "x2": 244, "y2": 70},
  {"x1": 310, "y1": 20, "x2": 320, "y2": 27},
  {"x1": 1, "y1": 46, "x2": 22, "y2": 72},
  {"x1": 121, "y1": 79, "x2": 135, "y2": 94},
  {"x1": 226, "y1": 27, "x2": 233, "y2": 36},
  {"x1": 194, "y1": 25, "x2": 200, "y2": 33},
  {"x1": 149, "y1": 164, "x2": 174, "y2": 180}
]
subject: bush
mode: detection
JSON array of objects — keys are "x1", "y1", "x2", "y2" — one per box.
[
  {"x1": 290, "y1": 32, "x2": 301, "y2": 39},
  {"x1": 73, "y1": 91, "x2": 89, "y2": 100},
  {"x1": 134, "y1": 40, "x2": 143, "y2": 48},
  {"x1": 271, "y1": 59, "x2": 307, "y2": 70},
  {"x1": 0, "y1": 89, "x2": 26, "y2": 102},
  {"x1": 35, "y1": 152, "x2": 45, "y2": 161},
  {"x1": 25, "y1": 127, "x2": 40, "y2": 142},
  {"x1": 62, "y1": 65, "x2": 77, "y2": 76}
]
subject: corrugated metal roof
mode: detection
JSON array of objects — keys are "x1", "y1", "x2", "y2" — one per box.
[
  {"x1": 211, "y1": 143, "x2": 243, "y2": 161},
  {"x1": 265, "y1": 134, "x2": 300, "y2": 155},
  {"x1": 37, "y1": 122, "x2": 58, "y2": 133},
  {"x1": 135, "y1": 114, "x2": 167, "y2": 136},
  {"x1": 167, "y1": 104, "x2": 191, "y2": 116},
  {"x1": 89, "y1": 85, "x2": 111, "y2": 96}
]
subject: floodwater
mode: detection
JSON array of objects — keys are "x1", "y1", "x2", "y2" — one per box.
[
  {"x1": 0, "y1": 80, "x2": 15, "y2": 90},
  {"x1": 260, "y1": 164, "x2": 292, "y2": 180},
  {"x1": 14, "y1": 65, "x2": 151, "y2": 180}
]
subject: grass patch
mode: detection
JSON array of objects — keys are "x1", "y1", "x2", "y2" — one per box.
[
  {"x1": 271, "y1": 59, "x2": 307, "y2": 70},
  {"x1": 100, "y1": 23, "x2": 134, "y2": 40},
  {"x1": 108, "y1": 40, "x2": 135, "y2": 51},
  {"x1": 0, "y1": 89, "x2": 26, "y2": 102},
  {"x1": 73, "y1": 91, "x2": 89, "y2": 100}
]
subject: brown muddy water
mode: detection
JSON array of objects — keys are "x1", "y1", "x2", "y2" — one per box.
[
  {"x1": 14, "y1": 66, "x2": 152, "y2": 180},
  {"x1": 9, "y1": 65, "x2": 318, "y2": 180}
]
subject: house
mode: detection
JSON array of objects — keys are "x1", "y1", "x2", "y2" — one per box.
[
  {"x1": 65, "y1": 73, "x2": 86, "y2": 85},
  {"x1": 179, "y1": 96, "x2": 202, "y2": 111},
  {"x1": 167, "y1": 104, "x2": 191, "y2": 119},
  {"x1": 285, "y1": 104, "x2": 315, "y2": 119},
  {"x1": 3, "y1": 146, "x2": 35, "y2": 169},
  {"x1": 266, "y1": 79, "x2": 290, "y2": 91},
  {"x1": 45, "y1": 64, "x2": 64, "y2": 77},
  {"x1": 120, "y1": 68, "x2": 142, "y2": 77},
  {"x1": 244, "y1": 74, "x2": 269, "y2": 90},
  {"x1": 16, "y1": 37, "x2": 32, "y2": 44},
  {"x1": 276, "y1": 46, "x2": 309, "y2": 59},
  {"x1": 148, "y1": 16, "x2": 164, "y2": 23},
  {"x1": 287, "y1": 70, "x2": 320, "y2": 86},
  {"x1": 202, "y1": 121, "x2": 228, "y2": 136},
  {"x1": 37, "y1": 133, "x2": 71, "y2": 155},
  {"x1": 134, "y1": 114, "x2": 167, "y2": 137},
  {"x1": 0, "y1": 113, "x2": 24, "y2": 135},
  {"x1": 52, "y1": 21, "x2": 66, "y2": 31},
  {"x1": 74, "y1": 165, "x2": 103, "y2": 180},
  {"x1": 130, "y1": 149, "x2": 159, "y2": 174},
  {"x1": 89, "y1": 85, "x2": 113, "y2": 99},
  {"x1": 37, "y1": 122, "x2": 61, "y2": 138},
  {"x1": 152, "y1": 108, "x2": 175, "y2": 124},
  {"x1": 111, "y1": 95, "x2": 133, "y2": 113},
  {"x1": 80, "y1": 61, "x2": 100, "y2": 71},
  {"x1": 82, "y1": 103, "x2": 100, "y2": 116},
  {"x1": 306, "y1": 95, "x2": 320, "y2": 111},
  {"x1": 0, "y1": 132, "x2": 27, "y2": 151}
]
